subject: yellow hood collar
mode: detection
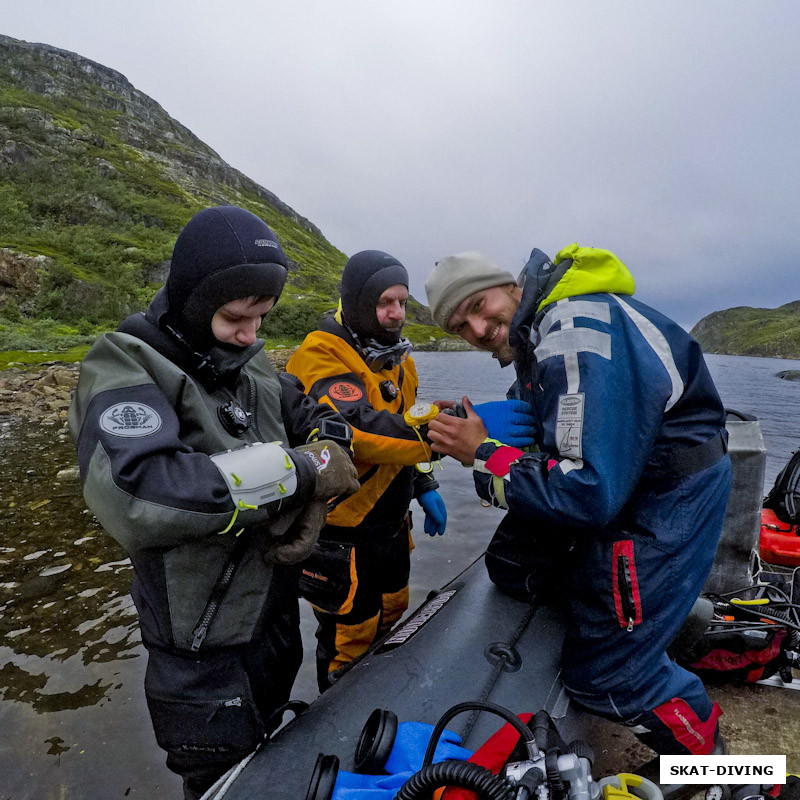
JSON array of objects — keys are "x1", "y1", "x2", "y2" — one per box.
[{"x1": 537, "y1": 243, "x2": 635, "y2": 311}]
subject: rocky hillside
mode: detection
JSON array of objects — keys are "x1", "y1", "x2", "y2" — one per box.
[
  {"x1": 0, "y1": 34, "x2": 442, "y2": 354},
  {"x1": 690, "y1": 300, "x2": 800, "y2": 359}
]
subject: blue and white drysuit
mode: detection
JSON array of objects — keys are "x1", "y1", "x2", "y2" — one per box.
[{"x1": 473, "y1": 244, "x2": 731, "y2": 755}]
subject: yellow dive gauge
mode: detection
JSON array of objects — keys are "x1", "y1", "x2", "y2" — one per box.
[{"x1": 403, "y1": 401, "x2": 440, "y2": 427}]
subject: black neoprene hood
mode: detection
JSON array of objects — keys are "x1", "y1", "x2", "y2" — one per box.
[
  {"x1": 165, "y1": 205, "x2": 288, "y2": 347},
  {"x1": 340, "y1": 250, "x2": 409, "y2": 345}
]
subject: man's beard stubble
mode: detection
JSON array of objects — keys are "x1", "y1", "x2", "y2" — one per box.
[{"x1": 480, "y1": 314, "x2": 516, "y2": 366}]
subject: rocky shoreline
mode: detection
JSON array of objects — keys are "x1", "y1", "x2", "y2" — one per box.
[
  {"x1": 0, "y1": 347, "x2": 299, "y2": 426},
  {"x1": 411, "y1": 337, "x2": 473, "y2": 352},
  {"x1": 0, "y1": 362, "x2": 80, "y2": 426},
  {"x1": 0, "y1": 334, "x2": 479, "y2": 425}
]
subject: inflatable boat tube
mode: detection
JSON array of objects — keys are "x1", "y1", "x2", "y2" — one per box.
[
  {"x1": 205, "y1": 554, "x2": 589, "y2": 799},
  {"x1": 760, "y1": 507, "x2": 800, "y2": 566}
]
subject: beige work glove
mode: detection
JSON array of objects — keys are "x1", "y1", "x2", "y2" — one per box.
[
  {"x1": 294, "y1": 441, "x2": 360, "y2": 500},
  {"x1": 258, "y1": 443, "x2": 358, "y2": 564},
  {"x1": 260, "y1": 499, "x2": 328, "y2": 564}
]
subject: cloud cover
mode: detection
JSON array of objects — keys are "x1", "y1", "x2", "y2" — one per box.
[{"x1": 4, "y1": 0, "x2": 799, "y2": 327}]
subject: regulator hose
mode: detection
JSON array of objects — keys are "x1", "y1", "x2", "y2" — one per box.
[
  {"x1": 419, "y1": 701, "x2": 537, "y2": 769},
  {"x1": 728, "y1": 601, "x2": 800, "y2": 632},
  {"x1": 713, "y1": 589, "x2": 800, "y2": 633},
  {"x1": 394, "y1": 760, "x2": 516, "y2": 800},
  {"x1": 532, "y1": 710, "x2": 567, "y2": 753}
]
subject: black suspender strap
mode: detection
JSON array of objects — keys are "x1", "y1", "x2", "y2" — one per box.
[{"x1": 650, "y1": 429, "x2": 728, "y2": 480}]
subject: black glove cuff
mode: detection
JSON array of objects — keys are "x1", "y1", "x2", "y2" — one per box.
[
  {"x1": 413, "y1": 469, "x2": 439, "y2": 497},
  {"x1": 286, "y1": 447, "x2": 318, "y2": 505}
]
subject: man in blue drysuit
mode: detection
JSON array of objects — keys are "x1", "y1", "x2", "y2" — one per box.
[{"x1": 424, "y1": 244, "x2": 731, "y2": 756}]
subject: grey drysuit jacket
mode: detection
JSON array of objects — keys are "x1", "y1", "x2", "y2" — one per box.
[{"x1": 68, "y1": 297, "x2": 343, "y2": 653}]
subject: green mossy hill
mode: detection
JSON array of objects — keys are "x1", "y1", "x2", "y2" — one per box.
[
  {"x1": 0, "y1": 34, "x2": 444, "y2": 354},
  {"x1": 690, "y1": 300, "x2": 800, "y2": 359}
]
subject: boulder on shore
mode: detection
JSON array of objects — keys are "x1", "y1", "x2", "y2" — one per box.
[
  {"x1": 0, "y1": 362, "x2": 80, "y2": 426},
  {"x1": 777, "y1": 370, "x2": 800, "y2": 381}
]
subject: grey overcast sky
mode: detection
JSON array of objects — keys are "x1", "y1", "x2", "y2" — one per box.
[{"x1": 4, "y1": 1, "x2": 799, "y2": 327}]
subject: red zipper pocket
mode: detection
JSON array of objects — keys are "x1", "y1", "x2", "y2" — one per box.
[{"x1": 612, "y1": 540, "x2": 642, "y2": 631}]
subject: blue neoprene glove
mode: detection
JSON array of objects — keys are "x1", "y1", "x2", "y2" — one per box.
[
  {"x1": 471, "y1": 399, "x2": 535, "y2": 448},
  {"x1": 384, "y1": 721, "x2": 472, "y2": 774},
  {"x1": 332, "y1": 770, "x2": 412, "y2": 799},
  {"x1": 417, "y1": 490, "x2": 447, "y2": 536}
]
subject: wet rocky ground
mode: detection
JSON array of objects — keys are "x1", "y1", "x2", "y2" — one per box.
[
  {"x1": 1, "y1": 362, "x2": 798, "y2": 799},
  {"x1": 0, "y1": 362, "x2": 81, "y2": 428}
]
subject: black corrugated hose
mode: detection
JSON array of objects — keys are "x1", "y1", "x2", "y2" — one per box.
[{"x1": 394, "y1": 759, "x2": 516, "y2": 800}]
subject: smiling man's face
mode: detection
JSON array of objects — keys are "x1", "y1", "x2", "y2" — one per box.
[{"x1": 446, "y1": 283, "x2": 521, "y2": 363}]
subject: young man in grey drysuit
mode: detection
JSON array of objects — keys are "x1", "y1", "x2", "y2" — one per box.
[{"x1": 69, "y1": 205, "x2": 359, "y2": 799}]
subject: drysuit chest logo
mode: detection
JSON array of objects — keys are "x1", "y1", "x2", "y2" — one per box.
[
  {"x1": 100, "y1": 403, "x2": 162, "y2": 438},
  {"x1": 328, "y1": 382, "x2": 363, "y2": 402}
]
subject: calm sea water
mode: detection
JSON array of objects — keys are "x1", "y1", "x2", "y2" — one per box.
[
  {"x1": 412, "y1": 351, "x2": 800, "y2": 491},
  {"x1": 0, "y1": 352, "x2": 798, "y2": 799}
]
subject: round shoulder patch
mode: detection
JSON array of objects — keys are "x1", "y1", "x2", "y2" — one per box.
[
  {"x1": 100, "y1": 402, "x2": 163, "y2": 438},
  {"x1": 328, "y1": 382, "x2": 363, "y2": 402}
]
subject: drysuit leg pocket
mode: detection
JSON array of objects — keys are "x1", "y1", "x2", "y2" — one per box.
[
  {"x1": 612, "y1": 539, "x2": 643, "y2": 631},
  {"x1": 299, "y1": 540, "x2": 357, "y2": 615},
  {"x1": 144, "y1": 648, "x2": 265, "y2": 776},
  {"x1": 146, "y1": 692, "x2": 263, "y2": 764}
]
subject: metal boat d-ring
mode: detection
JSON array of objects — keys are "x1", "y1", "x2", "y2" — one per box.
[{"x1": 484, "y1": 642, "x2": 522, "y2": 672}]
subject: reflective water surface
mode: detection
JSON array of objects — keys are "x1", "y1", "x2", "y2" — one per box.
[
  {"x1": 0, "y1": 352, "x2": 797, "y2": 798},
  {"x1": 415, "y1": 351, "x2": 800, "y2": 489},
  {"x1": 0, "y1": 421, "x2": 175, "y2": 798}
]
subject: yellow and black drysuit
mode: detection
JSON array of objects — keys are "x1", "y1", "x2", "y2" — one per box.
[{"x1": 286, "y1": 316, "x2": 437, "y2": 688}]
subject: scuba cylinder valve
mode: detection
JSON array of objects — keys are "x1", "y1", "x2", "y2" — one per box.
[{"x1": 393, "y1": 701, "x2": 601, "y2": 800}]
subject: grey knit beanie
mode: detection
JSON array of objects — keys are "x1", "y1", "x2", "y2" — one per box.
[{"x1": 425, "y1": 251, "x2": 516, "y2": 332}]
